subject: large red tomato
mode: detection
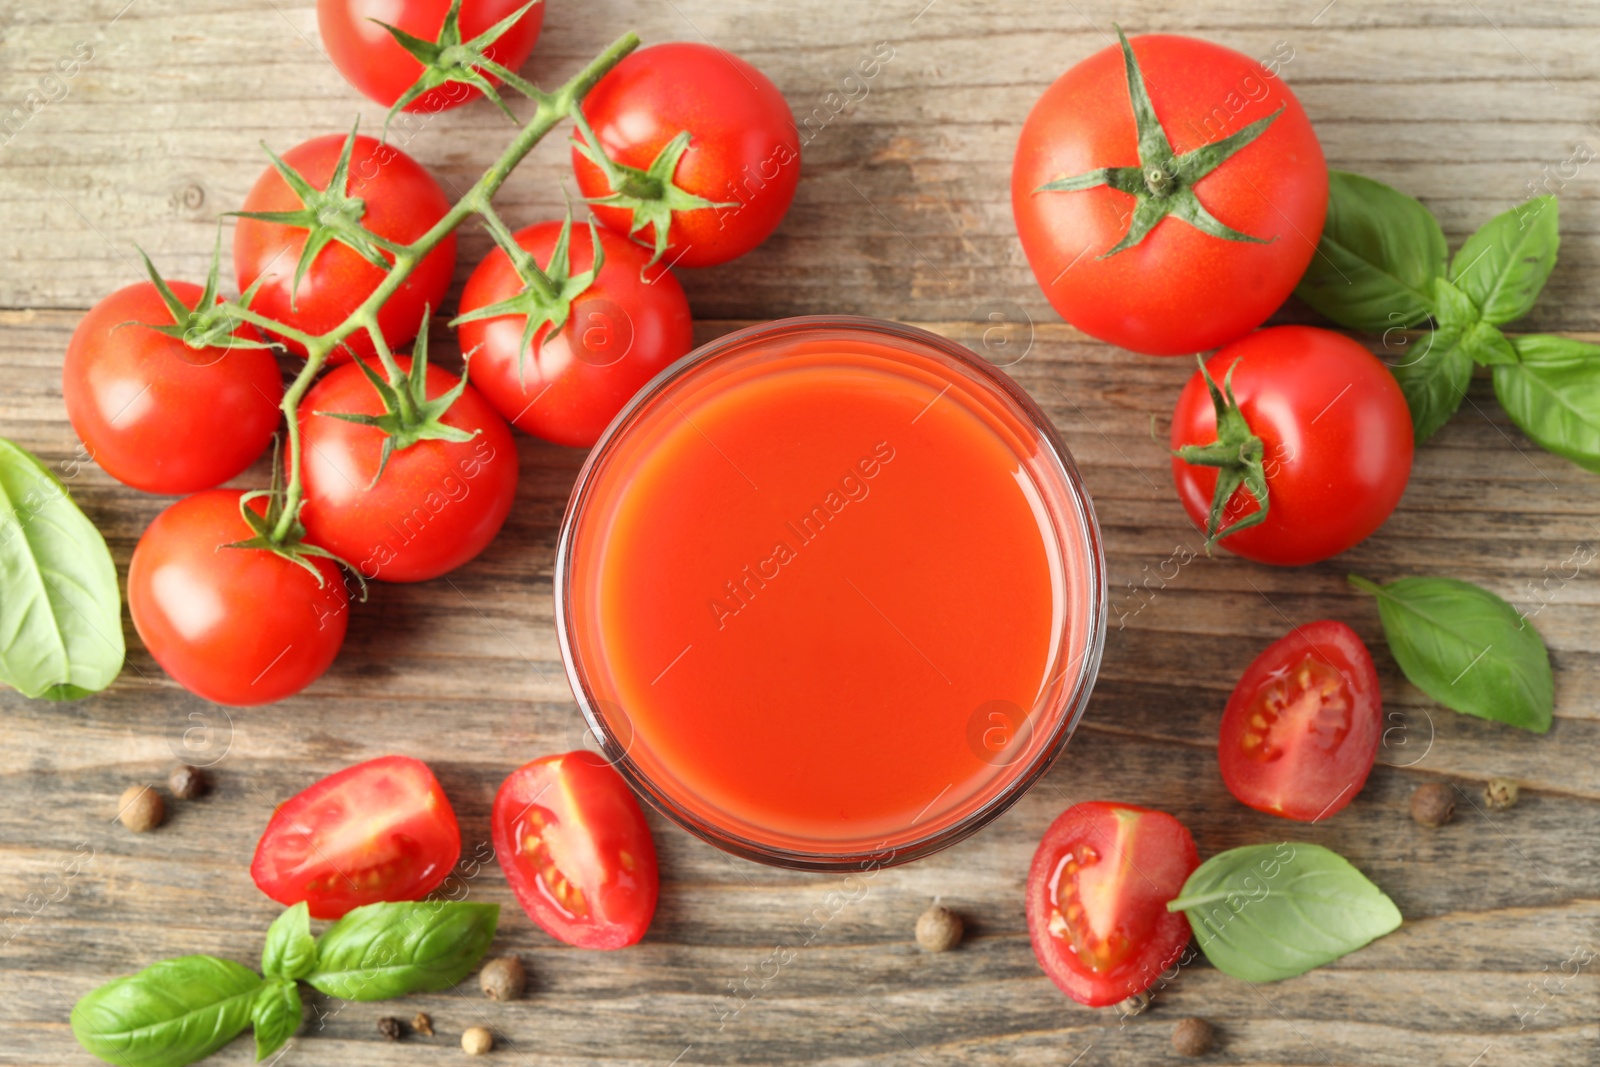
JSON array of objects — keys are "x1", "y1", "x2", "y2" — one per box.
[
  {"x1": 491, "y1": 752, "x2": 658, "y2": 950},
  {"x1": 128, "y1": 490, "x2": 348, "y2": 705},
  {"x1": 1013, "y1": 32, "x2": 1326, "y2": 355},
  {"x1": 1219, "y1": 620, "x2": 1382, "y2": 822},
  {"x1": 297, "y1": 356, "x2": 518, "y2": 582},
  {"x1": 317, "y1": 0, "x2": 544, "y2": 114},
  {"x1": 572, "y1": 42, "x2": 799, "y2": 268},
  {"x1": 63, "y1": 282, "x2": 282, "y2": 494},
  {"x1": 455, "y1": 220, "x2": 694, "y2": 447},
  {"x1": 1026, "y1": 802, "x2": 1199, "y2": 1007},
  {"x1": 252, "y1": 755, "x2": 462, "y2": 919},
  {"x1": 1170, "y1": 326, "x2": 1413, "y2": 565},
  {"x1": 233, "y1": 133, "x2": 456, "y2": 363}
]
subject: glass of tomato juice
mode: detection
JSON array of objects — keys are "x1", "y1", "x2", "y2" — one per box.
[{"x1": 556, "y1": 317, "x2": 1105, "y2": 869}]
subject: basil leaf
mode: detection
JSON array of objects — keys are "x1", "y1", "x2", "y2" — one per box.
[
  {"x1": 261, "y1": 902, "x2": 317, "y2": 980},
  {"x1": 251, "y1": 979, "x2": 301, "y2": 1061},
  {"x1": 305, "y1": 900, "x2": 498, "y2": 1002},
  {"x1": 1167, "y1": 843, "x2": 1401, "y2": 983},
  {"x1": 1350, "y1": 574, "x2": 1553, "y2": 733},
  {"x1": 1450, "y1": 196, "x2": 1558, "y2": 325},
  {"x1": 1495, "y1": 334, "x2": 1600, "y2": 474},
  {"x1": 0, "y1": 438, "x2": 123, "y2": 699},
  {"x1": 71, "y1": 955, "x2": 263, "y2": 1067},
  {"x1": 1461, "y1": 321, "x2": 1517, "y2": 366},
  {"x1": 1388, "y1": 329, "x2": 1472, "y2": 442},
  {"x1": 1294, "y1": 170, "x2": 1447, "y2": 331}
]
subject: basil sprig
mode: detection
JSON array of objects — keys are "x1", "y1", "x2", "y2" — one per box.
[
  {"x1": 72, "y1": 900, "x2": 499, "y2": 1067},
  {"x1": 1351, "y1": 574, "x2": 1553, "y2": 732},
  {"x1": 1295, "y1": 176, "x2": 1600, "y2": 467},
  {"x1": 1167, "y1": 843, "x2": 1402, "y2": 983},
  {"x1": 0, "y1": 438, "x2": 124, "y2": 699}
]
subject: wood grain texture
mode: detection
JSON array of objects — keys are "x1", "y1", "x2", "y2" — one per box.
[{"x1": 2, "y1": 1, "x2": 1599, "y2": 1065}]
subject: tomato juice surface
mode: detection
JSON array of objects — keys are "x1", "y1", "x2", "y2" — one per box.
[{"x1": 557, "y1": 318, "x2": 1104, "y2": 868}]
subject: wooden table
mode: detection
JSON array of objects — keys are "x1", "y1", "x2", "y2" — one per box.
[{"x1": 3, "y1": 2, "x2": 1598, "y2": 1065}]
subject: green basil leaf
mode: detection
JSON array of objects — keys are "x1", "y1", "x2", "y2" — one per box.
[
  {"x1": 1449, "y1": 196, "x2": 1558, "y2": 325},
  {"x1": 305, "y1": 900, "x2": 498, "y2": 1002},
  {"x1": 1294, "y1": 170, "x2": 1447, "y2": 331},
  {"x1": 261, "y1": 902, "x2": 317, "y2": 980},
  {"x1": 251, "y1": 979, "x2": 301, "y2": 1061},
  {"x1": 71, "y1": 955, "x2": 263, "y2": 1067},
  {"x1": 1388, "y1": 329, "x2": 1473, "y2": 442},
  {"x1": 1460, "y1": 321, "x2": 1517, "y2": 366},
  {"x1": 1495, "y1": 334, "x2": 1600, "y2": 474},
  {"x1": 0, "y1": 438, "x2": 123, "y2": 699},
  {"x1": 1167, "y1": 842, "x2": 1401, "y2": 983},
  {"x1": 1350, "y1": 574, "x2": 1553, "y2": 732}
]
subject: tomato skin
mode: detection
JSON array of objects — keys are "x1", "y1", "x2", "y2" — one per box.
[
  {"x1": 63, "y1": 282, "x2": 282, "y2": 494},
  {"x1": 233, "y1": 133, "x2": 456, "y2": 363},
  {"x1": 491, "y1": 752, "x2": 658, "y2": 950},
  {"x1": 1025, "y1": 801, "x2": 1198, "y2": 1007},
  {"x1": 456, "y1": 222, "x2": 694, "y2": 447},
  {"x1": 316, "y1": 0, "x2": 543, "y2": 113},
  {"x1": 1219, "y1": 621, "x2": 1381, "y2": 822},
  {"x1": 1012, "y1": 34, "x2": 1327, "y2": 355},
  {"x1": 297, "y1": 357, "x2": 518, "y2": 582},
  {"x1": 573, "y1": 42, "x2": 800, "y2": 268},
  {"x1": 251, "y1": 755, "x2": 462, "y2": 920},
  {"x1": 128, "y1": 490, "x2": 348, "y2": 706},
  {"x1": 1170, "y1": 326, "x2": 1414, "y2": 565}
]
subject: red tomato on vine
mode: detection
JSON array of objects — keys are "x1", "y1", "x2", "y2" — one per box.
[
  {"x1": 572, "y1": 42, "x2": 800, "y2": 268},
  {"x1": 1012, "y1": 31, "x2": 1327, "y2": 355},
  {"x1": 233, "y1": 130, "x2": 456, "y2": 363},
  {"x1": 317, "y1": 0, "x2": 544, "y2": 117},
  {"x1": 454, "y1": 215, "x2": 694, "y2": 447}
]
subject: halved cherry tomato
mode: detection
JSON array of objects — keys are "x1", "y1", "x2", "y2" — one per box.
[
  {"x1": 1218, "y1": 620, "x2": 1382, "y2": 822},
  {"x1": 491, "y1": 752, "x2": 657, "y2": 949},
  {"x1": 251, "y1": 755, "x2": 461, "y2": 920},
  {"x1": 1025, "y1": 801, "x2": 1199, "y2": 1007}
]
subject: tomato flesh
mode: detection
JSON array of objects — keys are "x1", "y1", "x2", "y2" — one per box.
[
  {"x1": 1026, "y1": 802, "x2": 1198, "y2": 1007},
  {"x1": 492, "y1": 752, "x2": 658, "y2": 949},
  {"x1": 1219, "y1": 620, "x2": 1382, "y2": 821},
  {"x1": 251, "y1": 756, "x2": 461, "y2": 920}
]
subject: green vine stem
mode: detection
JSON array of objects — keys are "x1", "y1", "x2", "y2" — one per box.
[{"x1": 210, "y1": 32, "x2": 641, "y2": 545}]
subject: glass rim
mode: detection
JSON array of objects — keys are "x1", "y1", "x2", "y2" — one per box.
[{"x1": 554, "y1": 315, "x2": 1107, "y2": 871}]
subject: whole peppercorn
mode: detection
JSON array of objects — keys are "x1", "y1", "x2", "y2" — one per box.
[
  {"x1": 1172, "y1": 1016, "x2": 1215, "y2": 1057},
  {"x1": 1484, "y1": 777, "x2": 1520, "y2": 812},
  {"x1": 412, "y1": 1012, "x2": 435, "y2": 1036},
  {"x1": 915, "y1": 904, "x2": 964, "y2": 952},
  {"x1": 168, "y1": 764, "x2": 209, "y2": 800},
  {"x1": 1117, "y1": 990, "x2": 1152, "y2": 1017},
  {"x1": 117, "y1": 785, "x2": 164, "y2": 832},
  {"x1": 1410, "y1": 781, "x2": 1456, "y2": 828},
  {"x1": 377, "y1": 1016, "x2": 404, "y2": 1041},
  {"x1": 461, "y1": 1027, "x2": 494, "y2": 1055},
  {"x1": 479, "y1": 955, "x2": 526, "y2": 1001}
]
